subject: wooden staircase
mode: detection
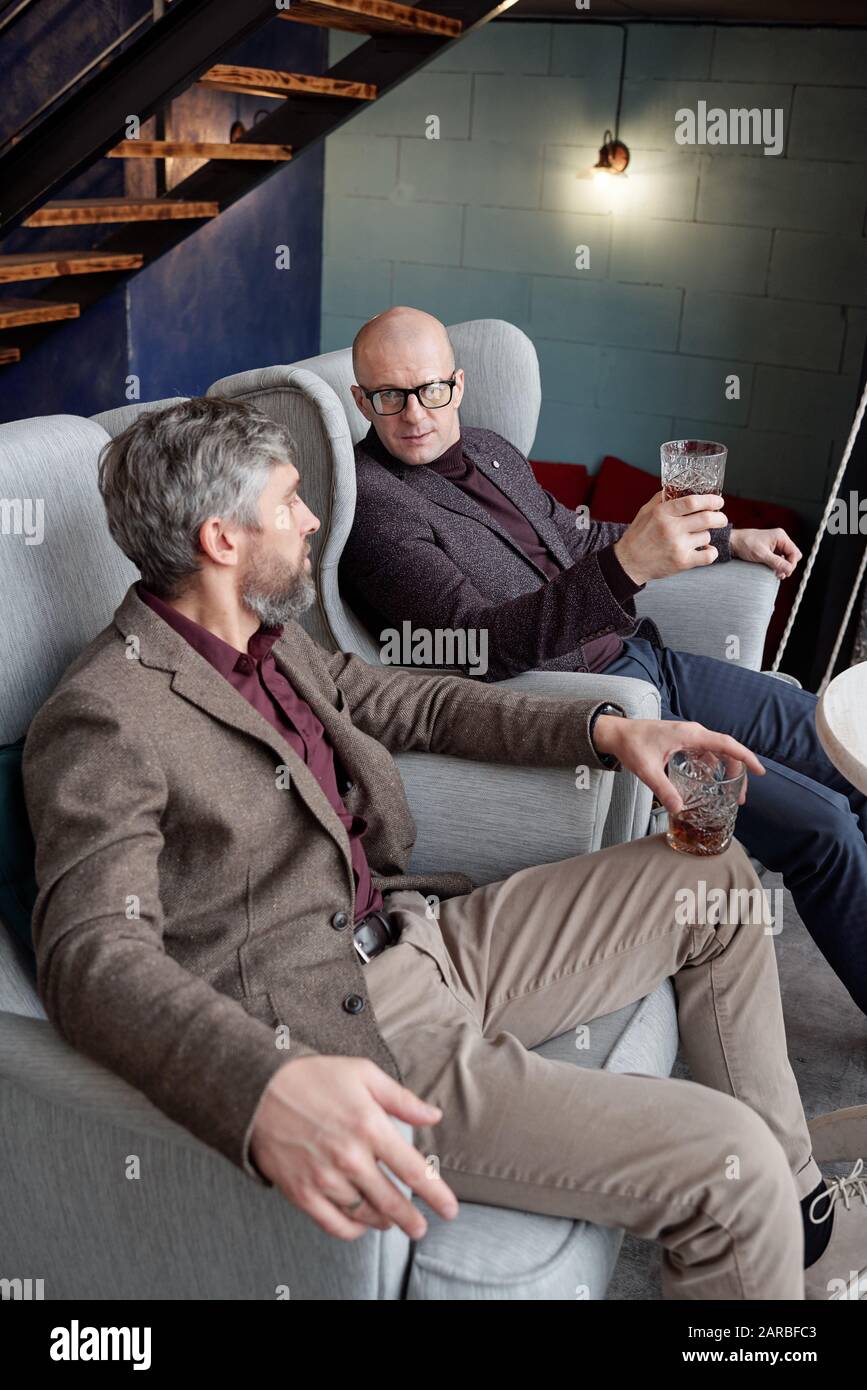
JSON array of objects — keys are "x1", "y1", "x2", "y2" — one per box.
[
  {"x1": 0, "y1": 251, "x2": 144, "y2": 281},
  {"x1": 197, "y1": 64, "x2": 377, "y2": 102},
  {"x1": 277, "y1": 0, "x2": 461, "y2": 35},
  {"x1": 0, "y1": 0, "x2": 513, "y2": 370},
  {"x1": 24, "y1": 199, "x2": 220, "y2": 227},
  {"x1": 107, "y1": 139, "x2": 294, "y2": 161},
  {"x1": 0, "y1": 299, "x2": 79, "y2": 329}
]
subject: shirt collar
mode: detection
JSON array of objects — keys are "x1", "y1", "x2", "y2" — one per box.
[{"x1": 137, "y1": 583, "x2": 281, "y2": 677}]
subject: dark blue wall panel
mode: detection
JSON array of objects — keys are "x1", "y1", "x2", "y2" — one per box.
[
  {"x1": 127, "y1": 148, "x2": 324, "y2": 400},
  {"x1": 0, "y1": 289, "x2": 130, "y2": 424}
]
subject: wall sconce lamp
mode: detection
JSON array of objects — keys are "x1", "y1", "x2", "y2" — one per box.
[
  {"x1": 593, "y1": 130, "x2": 630, "y2": 180},
  {"x1": 590, "y1": 26, "x2": 630, "y2": 181}
]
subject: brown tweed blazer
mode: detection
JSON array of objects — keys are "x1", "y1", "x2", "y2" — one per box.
[{"x1": 23, "y1": 584, "x2": 612, "y2": 1181}]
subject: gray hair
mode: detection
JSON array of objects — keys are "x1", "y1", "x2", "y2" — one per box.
[{"x1": 98, "y1": 396, "x2": 297, "y2": 597}]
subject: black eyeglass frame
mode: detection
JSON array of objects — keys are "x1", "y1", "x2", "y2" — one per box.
[{"x1": 359, "y1": 376, "x2": 458, "y2": 416}]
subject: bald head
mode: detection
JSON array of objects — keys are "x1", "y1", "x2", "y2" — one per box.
[
  {"x1": 350, "y1": 306, "x2": 465, "y2": 467},
  {"x1": 352, "y1": 306, "x2": 453, "y2": 379}
]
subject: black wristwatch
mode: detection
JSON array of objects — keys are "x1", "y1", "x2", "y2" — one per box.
[{"x1": 589, "y1": 702, "x2": 625, "y2": 771}]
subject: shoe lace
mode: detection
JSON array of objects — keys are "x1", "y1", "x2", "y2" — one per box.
[{"x1": 809, "y1": 1158, "x2": 867, "y2": 1226}]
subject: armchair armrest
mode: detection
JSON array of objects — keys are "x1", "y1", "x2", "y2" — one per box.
[
  {"x1": 635, "y1": 560, "x2": 779, "y2": 669},
  {"x1": 396, "y1": 672, "x2": 661, "y2": 884},
  {"x1": 503, "y1": 671, "x2": 661, "y2": 849},
  {"x1": 0, "y1": 1010, "x2": 411, "y2": 1300}
]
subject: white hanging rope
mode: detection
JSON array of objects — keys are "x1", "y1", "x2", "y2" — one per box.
[
  {"x1": 771, "y1": 374, "x2": 867, "y2": 675},
  {"x1": 818, "y1": 537, "x2": 867, "y2": 695}
]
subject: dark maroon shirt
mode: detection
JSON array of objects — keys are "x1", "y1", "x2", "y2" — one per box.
[
  {"x1": 424, "y1": 437, "x2": 634, "y2": 672},
  {"x1": 138, "y1": 585, "x2": 381, "y2": 924}
]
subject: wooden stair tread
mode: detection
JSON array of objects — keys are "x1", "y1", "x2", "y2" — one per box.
[
  {"x1": 278, "y1": 0, "x2": 461, "y2": 37},
  {"x1": 25, "y1": 199, "x2": 219, "y2": 227},
  {"x1": 199, "y1": 64, "x2": 376, "y2": 101},
  {"x1": 108, "y1": 140, "x2": 292, "y2": 161},
  {"x1": 0, "y1": 347, "x2": 22, "y2": 364},
  {"x1": 0, "y1": 297, "x2": 80, "y2": 327},
  {"x1": 0, "y1": 252, "x2": 143, "y2": 283}
]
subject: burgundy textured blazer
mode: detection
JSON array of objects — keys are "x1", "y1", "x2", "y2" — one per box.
[{"x1": 342, "y1": 427, "x2": 732, "y2": 681}]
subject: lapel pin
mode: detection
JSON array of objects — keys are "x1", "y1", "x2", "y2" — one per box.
[{"x1": 492, "y1": 459, "x2": 500, "y2": 468}]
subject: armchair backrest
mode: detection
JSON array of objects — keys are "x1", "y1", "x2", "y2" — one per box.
[
  {"x1": 0, "y1": 413, "x2": 137, "y2": 1013},
  {"x1": 206, "y1": 365, "x2": 372, "y2": 656},
  {"x1": 0, "y1": 415, "x2": 136, "y2": 745},
  {"x1": 91, "y1": 397, "x2": 189, "y2": 438}
]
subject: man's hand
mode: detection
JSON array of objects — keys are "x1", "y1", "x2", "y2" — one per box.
[
  {"x1": 730, "y1": 526, "x2": 801, "y2": 579},
  {"x1": 250, "y1": 1055, "x2": 459, "y2": 1241},
  {"x1": 592, "y1": 716, "x2": 766, "y2": 814},
  {"x1": 613, "y1": 491, "x2": 728, "y2": 586}
]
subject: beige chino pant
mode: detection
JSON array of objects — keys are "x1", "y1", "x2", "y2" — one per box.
[{"x1": 366, "y1": 834, "x2": 822, "y2": 1300}]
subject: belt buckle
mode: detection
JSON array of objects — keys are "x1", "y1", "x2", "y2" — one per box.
[
  {"x1": 353, "y1": 909, "x2": 392, "y2": 965},
  {"x1": 353, "y1": 934, "x2": 372, "y2": 965}
]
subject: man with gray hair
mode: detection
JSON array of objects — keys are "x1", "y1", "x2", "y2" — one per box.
[{"x1": 22, "y1": 396, "x2": 866, "y2": 1300}]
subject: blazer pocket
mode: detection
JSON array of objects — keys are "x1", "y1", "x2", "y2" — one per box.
[
  {"x1": 237, "y1": 864, "x2": 257, "y2": 1003},
  {"x1": 264, "y1": 987, "x2": 301, "y2": 1051},
  {"x1": 265, "y1": 988, "x2": 283, "y2": 1027}
]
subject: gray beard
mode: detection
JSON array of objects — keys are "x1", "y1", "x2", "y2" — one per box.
[{"x1": 242, "y1": 572, "x2": 316, "y2": 628}]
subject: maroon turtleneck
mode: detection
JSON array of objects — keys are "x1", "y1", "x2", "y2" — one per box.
[{"x1": 420, "y1": 435, "x2": 631, "y2": 672}]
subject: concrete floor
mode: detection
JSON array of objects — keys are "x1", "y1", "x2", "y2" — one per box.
[{"x1": 607, "y1": 868, "x2": 867, "y2": 1300}]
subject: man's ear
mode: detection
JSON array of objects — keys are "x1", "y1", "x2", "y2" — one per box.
[
  {"x1": 198, "y1": 515, "x2": 239, "y2": 568},
  {"x1": 350, "y1": 384, "x2": 369, "y2": 417},
  {"x1": 452, "y1": 367, "x2": 465, "y2": 409}
]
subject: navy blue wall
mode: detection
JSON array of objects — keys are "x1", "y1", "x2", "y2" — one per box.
[
  {"x1": 0, "y1": 8, "x2": 325, "y2": 422},
  {"x1": 126, "y1": 153, "x2": 324, "y2": 400}
]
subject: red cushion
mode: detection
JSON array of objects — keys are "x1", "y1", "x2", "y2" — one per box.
[
  {"x1": 531, "y1": 452, "x2": 803, "y2": 668},
  {"x1": 589, "y1": 455, "x2": 658, "y2": 522},
  {"x1": 582, "y1": 454, "x2": 802, "y2": 538},
  {"x1": 529, "y1": 460, "x2": 591, "y2": 510}
]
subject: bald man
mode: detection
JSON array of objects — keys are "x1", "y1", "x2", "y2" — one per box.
[{"x1": 340, "y1": 306, "x2": 867, "y2": 1019}]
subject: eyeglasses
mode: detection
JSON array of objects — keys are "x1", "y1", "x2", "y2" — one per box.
[{"x1": 360, "y1": 377, "x2": 457, "y2": 416}]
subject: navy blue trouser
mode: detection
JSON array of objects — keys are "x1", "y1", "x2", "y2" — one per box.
[{"x1": 603, "y1": 637, "x2": 867, "y2": 1015}]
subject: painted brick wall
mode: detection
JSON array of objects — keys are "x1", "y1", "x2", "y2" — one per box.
[{"x1": 322, "y1": 21, "x2": 867, "y2": 524}]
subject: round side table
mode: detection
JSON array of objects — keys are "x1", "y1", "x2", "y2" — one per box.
[{"x1": 816, "y1": 660, "x2": 867, "y2": 797}]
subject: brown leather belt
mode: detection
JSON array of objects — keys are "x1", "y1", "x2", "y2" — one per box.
[{"x1": 353, "y1": 908, "x2": 400, "y2": 964}]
